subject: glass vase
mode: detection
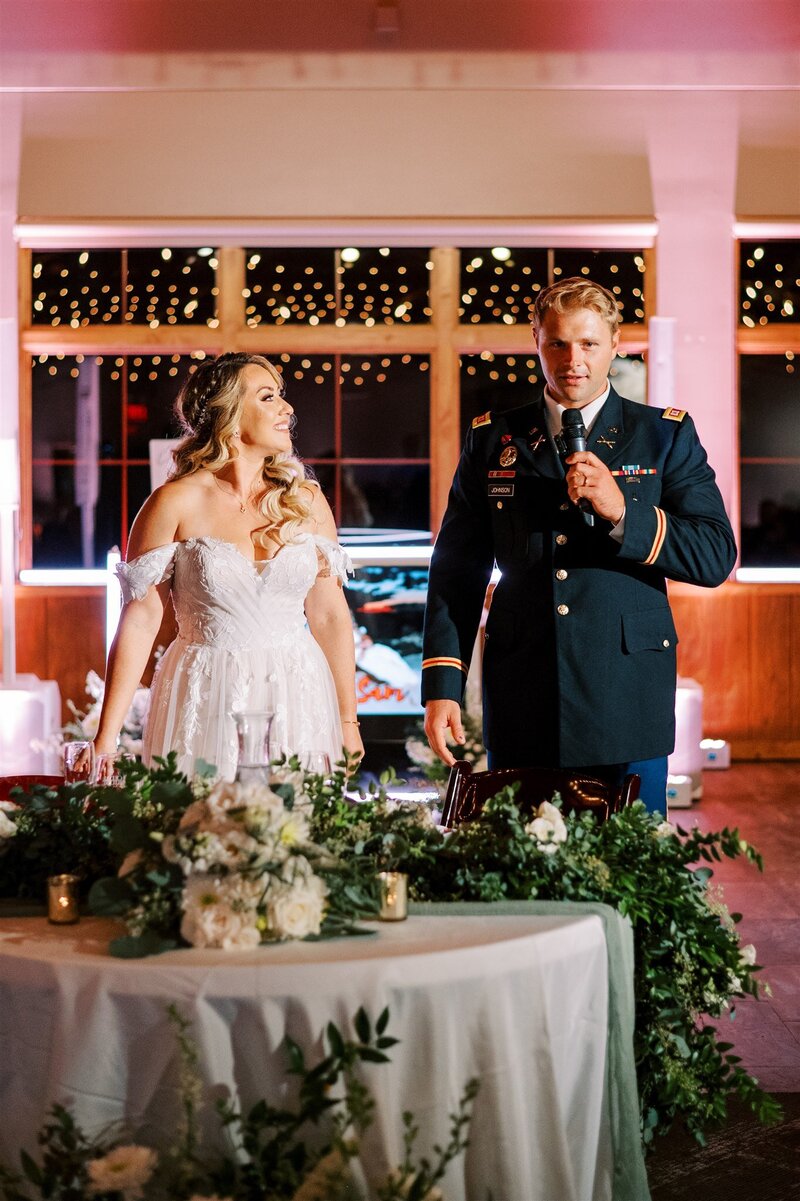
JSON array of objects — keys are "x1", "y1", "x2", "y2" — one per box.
[{"x1": 231, "y1": 710, "x2": 275, "y2": 785}]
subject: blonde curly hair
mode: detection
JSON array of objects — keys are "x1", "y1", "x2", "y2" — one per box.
[{"x1": 171, "y1": 353, "x2": 313, "y2": 546}]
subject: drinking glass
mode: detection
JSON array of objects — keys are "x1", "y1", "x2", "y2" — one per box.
[
  {"x1": 63, "y1": 741, "x2": 94, "y2": 783},
  {"x1": 301, "y1": 752, "x2": 332, "y2": 778},
  {"x1": 94, "y1": 751, "x2": 131, "y2": 787}
]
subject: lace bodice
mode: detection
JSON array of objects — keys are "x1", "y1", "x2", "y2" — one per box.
[{"x1": 117, "y1": 534, "x2": 352, "y2": 652}]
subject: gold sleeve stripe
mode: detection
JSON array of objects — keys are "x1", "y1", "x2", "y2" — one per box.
[
  {"x1": 422, "y1": 656, "x2": 469, "y2": 675},
  {"x1": 643, "y1": 506, "x2": 667, "y2": 566}
]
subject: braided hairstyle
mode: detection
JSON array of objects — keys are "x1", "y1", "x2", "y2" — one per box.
[{"x1": 171, "y1": 353, "x2": 313, "y2": 545}]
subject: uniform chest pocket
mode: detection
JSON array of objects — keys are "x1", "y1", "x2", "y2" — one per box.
[{"x1": 621, "y1": 608, "x2": 678, "y2": 654}]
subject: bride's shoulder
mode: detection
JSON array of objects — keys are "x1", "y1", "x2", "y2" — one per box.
[{"x1": 127, "y1": 474, "x2": 207, "y2": 559}]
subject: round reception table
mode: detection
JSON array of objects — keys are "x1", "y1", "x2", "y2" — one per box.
[{"x1": 0, "y1": 901, "x2": 649, "y2": 1201}]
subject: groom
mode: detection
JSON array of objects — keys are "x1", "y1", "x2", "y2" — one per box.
[{"x1": 421, "y1": 276, "x2": 736, "y2": 813}]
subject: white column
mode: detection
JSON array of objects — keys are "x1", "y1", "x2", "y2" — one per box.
[
  {"x1": 648, "y1": 96, "x2": 739, "y2": 528},
  {"x1": 0, "y1": 95, "x2": 22, "y2": 441}
]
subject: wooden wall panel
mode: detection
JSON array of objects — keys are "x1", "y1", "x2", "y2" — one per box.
[
  {"x1": 671, "y1": 582, "x2": 800, "y2": 758},
  {"x1": 14, "y1": 588, "x2": 107, "y2": 723},
  {"x1": 8, "y1": 582, "x2": 800, "y2": 757}
]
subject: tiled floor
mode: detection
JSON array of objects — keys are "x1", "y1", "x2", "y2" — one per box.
[{"x1": 677, "y1": 761, "x2": 800, "y2": 1092}]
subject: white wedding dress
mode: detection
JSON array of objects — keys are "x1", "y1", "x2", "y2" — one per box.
[{"x1": 116, "y1": 533, "x2": 352, "y2": 780}]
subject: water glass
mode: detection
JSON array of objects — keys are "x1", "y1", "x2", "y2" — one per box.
[
  {"x1": 94, "y1": 751, "x2": 131, "y2": 787},
  {"x1": 302, "y1": 752, "x2": 332, "y2": 778},
  {"x1": 63, "y1": 741, "x2": 94, "y2": 783}
]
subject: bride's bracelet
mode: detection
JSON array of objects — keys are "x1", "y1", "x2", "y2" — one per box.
[{"x1": 342, "y1": 719, "x2": 361, "y2": 726}]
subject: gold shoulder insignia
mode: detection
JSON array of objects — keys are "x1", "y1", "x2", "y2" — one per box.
[
  {"x1": 662, "y1": 407, "x2": 687, "y2": 423},
  {"x1": 472, "y1": 411, "x2": 492, "y2": 429}
]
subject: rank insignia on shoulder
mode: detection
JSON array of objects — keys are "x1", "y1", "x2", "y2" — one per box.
[
  {"x1": 472, "y1": 411, "x2": 492, "y2": 429},
  {"x1": 662, "y1": 407, "x2": 687, "y2": 422}
]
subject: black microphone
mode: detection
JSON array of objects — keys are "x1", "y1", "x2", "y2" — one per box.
[{"x1": 558, "y1": 409, "x2": 594, "y2": 527}]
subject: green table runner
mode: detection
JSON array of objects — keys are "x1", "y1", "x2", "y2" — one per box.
[{"x1": 410, "y1": 899, "x2": 650, "y2": 1201}]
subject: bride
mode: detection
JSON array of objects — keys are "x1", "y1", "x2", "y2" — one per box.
[{"x1": 92, "y1": 352, "x2": 364, "y2": 780}]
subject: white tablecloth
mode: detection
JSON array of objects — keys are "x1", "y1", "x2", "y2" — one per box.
[{"x1": 0, "y1": 911, "x2": 617, "y2": 1201}]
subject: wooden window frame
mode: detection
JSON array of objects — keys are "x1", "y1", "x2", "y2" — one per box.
[{"x1": 18, "y1": 225, "x2": 656, "y2": 569}]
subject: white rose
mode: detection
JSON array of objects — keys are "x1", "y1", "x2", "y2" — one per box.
[
  {"x1": 86, "y1": 1144, "x2": 157, "y2": 1199},
  {"x1": 0, "y1": 809, "x2": 17, "y2": 839},
  {"x1": 180, "y1": 882, "x2": 261, "y2": 951},
  {"x1": 267, "y1": 876, "x2": 327, "y2": 940},
  {"x1": 525, "y1": 800, "x2": 568, "y2": 851},
  {"x1": 278, "y1": 810, "x2": 311, "y2": 848},
  {"x1": 655, "y1": 820, "x2": 677, "y2": 838},
  {"x1": 740, "y1": 942, "x2": 757, "y2": 966}
]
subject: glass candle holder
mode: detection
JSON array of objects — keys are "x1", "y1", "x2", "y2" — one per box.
[
  {"x1": 377, "y1": 871, "x2": 408, "y2": 921},
  {"x1": 47, "y1": 874, "x2": 80, "y2": 924}
]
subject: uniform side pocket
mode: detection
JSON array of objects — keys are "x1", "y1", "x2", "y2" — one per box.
[{"x1": 621, "y1": 608, "x2": 679, "y2": 654}]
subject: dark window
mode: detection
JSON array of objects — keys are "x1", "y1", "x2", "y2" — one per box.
[
  {"x1": 739, "y1": 241, "x2": 800, "y2": 327},
  {"x1": 740, "y1": 352, "x2": 800, "y2": 565}
]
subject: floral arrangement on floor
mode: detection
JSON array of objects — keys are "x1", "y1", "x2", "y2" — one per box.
[
  {"x1": 31, "y1": 669, "x2": 151, "y2": 762},
  {"x1": 0, "y1": 1005, "x2": 476, "y2": 1201},
  {"x1": 0, "y1": 757, "x2": 782, "y2": 1145}
]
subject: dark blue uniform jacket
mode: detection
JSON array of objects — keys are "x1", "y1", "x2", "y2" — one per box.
[{"x1": 421, "y1": 388, "x2": 737, "y2": 767}]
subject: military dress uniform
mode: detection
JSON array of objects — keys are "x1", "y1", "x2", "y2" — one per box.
[{"x1": 421, "y1": 387, "x2": 736, "y2": 771}]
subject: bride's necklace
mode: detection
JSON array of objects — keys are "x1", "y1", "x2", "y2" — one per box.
[{"x1": 212, "y1": 474, "x2": 258, "y2": 514}]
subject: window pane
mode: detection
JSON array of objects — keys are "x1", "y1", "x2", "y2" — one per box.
[
  {"x1": 344, "y1": 465, "x2": 429, "y2": 532},
  {"x1": 341, "y1": 355, "x2": 429, "y2": 458},
  {"x1": 31, "y1": 250, "x2": 122, "y2": 326},
  {"x1": 125, "y1": 248, "x2": 216, "y2": 326},
  {"x1": 552, "y1": 250, "x2": 646, "y2": 323},
  {"x1": 609, "y1": 353, "x2": 647, "y2": 404},
  {"x1": 740, "y1": 353, "x2": 800, "y2": 458},
  {"x1": 460, "y1": 353, "x2": 541, "y2": 440},
  {"x1": 459, "y1": 248, "x2": 548, "y2": 323},
  {"x1": 33, "y1": 465, "x2": 122, "y2": 568},
  {"x1": 270, "y1": 354, "x2": 335, "y2": 459},
  {"x1": 339, "y1": 247, "x2": 430, "y2": 325},
  {"x1": 32, "y1": 355, "x2": 123, "y2": 459},
  {"x1": 739, "y1": 240, "x2": 800, "y2": 326},
  {"x1": 245, "y1": 248, "x2": 337, "y2": 326},
  {"x1": 126, "y1": 355, "x2": 198, "y2": 457},
  {"x1": 740, "y1": 464, "x2": 800, "y2": 566}
]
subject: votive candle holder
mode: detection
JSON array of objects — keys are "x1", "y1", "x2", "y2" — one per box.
[
  {"x1": 377, "y1": 871, "x2": 408, "y2": 921},
  {"x1": 47, "y1": 874, "x2": 80, "y2": 924}
]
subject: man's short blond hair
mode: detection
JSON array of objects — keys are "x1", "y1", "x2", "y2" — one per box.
[{"x1": 532, "y1": 277, "x2": 621, "y2": 336}]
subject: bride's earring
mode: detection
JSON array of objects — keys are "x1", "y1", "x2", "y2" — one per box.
[{"x1": 233, "y1": 427, "x2": 240, "y2": 438}]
